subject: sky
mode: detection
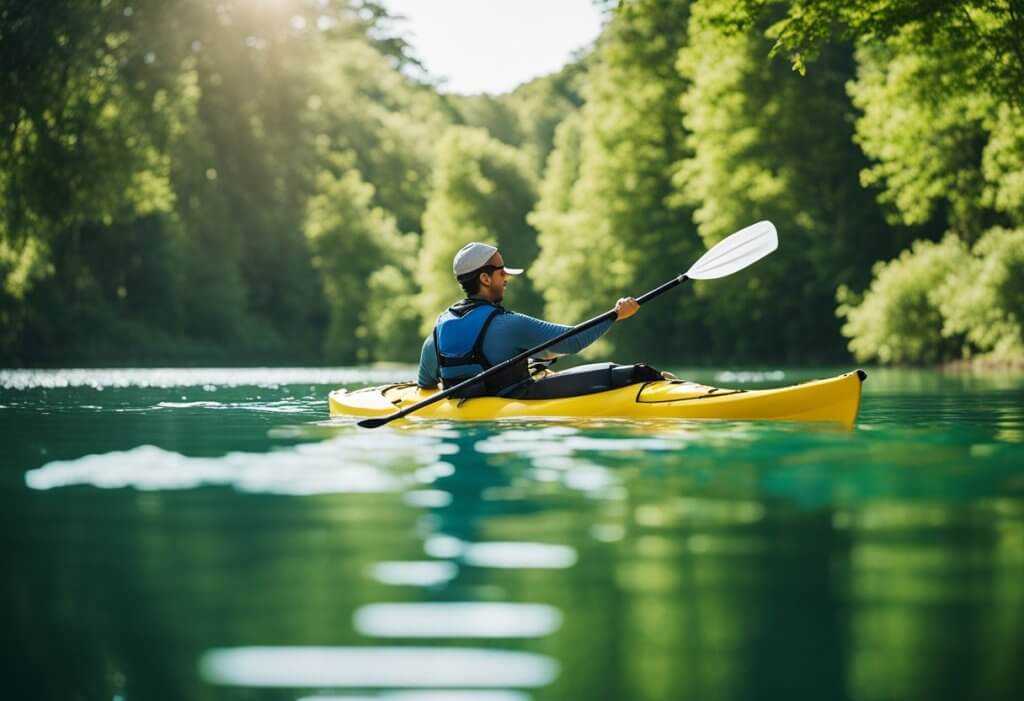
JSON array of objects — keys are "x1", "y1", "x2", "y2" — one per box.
[{"x1": 381, "y1": 0, "x2": 607, "y2": 95}]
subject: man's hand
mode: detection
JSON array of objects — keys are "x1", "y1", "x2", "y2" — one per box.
[{"x1": 614, "y1": 297, "x2": 640, "y2": 320}]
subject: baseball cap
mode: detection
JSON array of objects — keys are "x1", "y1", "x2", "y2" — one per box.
[{"x1": 452, "y1": 242, "x2": 524, "y2": 277}]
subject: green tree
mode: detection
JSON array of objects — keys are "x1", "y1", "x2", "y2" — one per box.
[
  {"x1": 732, "y1": 0, "x2": 1024, "y2": 108},
  {"x1": 416, "y1": 127, "x2": 541, "y2": 333},
  {"x1": 840, "y1": 226, "x2": 1024, "y2": 364},
  {"x1": 784, "y1": 1, "x2": 1024, "y2": 364},
  {"x1": 674, "y1": 0, "x2": 908, "y2": 362},
  {"x1": 446, "y1": 94, "x2": 524, "y2": 150},
  {"x1": 531, "y1": 0, "x2": 703, "y2": 363},
  {"x1": 529, "y1": 113, "x2": 590, "y2": 327},
  {"x1": 939, "y1": 227, "x2": 1024, "y2": 360},
  {"x1": 837, "y1": 236, "x2": 971, "y2": 364},
  {"x1": 2, "y1": 0, "x2": 438, "y2": 364},
  {"x1": 501, "y1": 59, "x2": 588, "y2": 175},
  {"x1": 305, "y1": 162, "x2": 415, "y2": 363},
  {"x1": 446, "y1": 59, "x2": 587, "y2": 177},
  {"x1": 307, "y1": 37, "x2": 448, "y2": 237},
  {"x1": 0, "y1": 0, "x2": 179, "y2": 354},
  {"x1": 847, "y1": 40, "x2": 1002, "y2": 240}
]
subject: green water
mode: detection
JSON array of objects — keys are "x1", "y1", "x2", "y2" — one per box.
[{"x1": 2, "y1": 366, "x2": 1023, "y2": 701}]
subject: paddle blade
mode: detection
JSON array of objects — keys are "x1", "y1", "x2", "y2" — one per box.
[
  {"x1": 357, "y1": 416, "x2": 392, "y2": 429},
  {"x1": 685, "y1": 220, "x2": 778, "y2": 280}
]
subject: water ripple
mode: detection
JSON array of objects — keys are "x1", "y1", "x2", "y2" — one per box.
[
  {"x1": 23, "y1": 432, "x2": 441, "y2": 494},
  {"x1": 0, "y1": 366, "x2": 414, "y2": 390}
]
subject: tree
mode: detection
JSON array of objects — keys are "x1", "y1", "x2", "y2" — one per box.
[
  {"x1": 674, "y1": 0, "x2": 908, "y2": 362},
  {"x1": 0, "y1": 0, "x2": 179, "y2": 353},
  {"x1": 416, "y1": 127, "x2": 541, "y2": 333},
  {"x1": 732, "y1": 0, "x2": 1024, "y2": 108},
  {"x1": 531, "y1": 0, "x2": 704, "y2": 363},
  {"x1": 446, "y1": 58, "x2": 588, "y2": 177},
  {"x1": 1, "y1": 0, "x2": 440, "y2": 364},
  {"x1": 940, "y1": 227, "x2": 1024, "y2": 360},
  {"x1": 306, "y1": 37, "x2": 448, "y2": 237},
  {"x1": 773, "y1": 0, "x2": 1024, "y2": 363},
  {"x1": 837, "y1": 236, "x2": 971, "y2": 364},
  {"x1": 305, "y1": 162, "x2": 415, "y2": 363}
]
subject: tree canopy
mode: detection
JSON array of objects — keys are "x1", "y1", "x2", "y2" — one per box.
[{"x1": 3, "y1": 0, "x2": 1021, "y2": 367}]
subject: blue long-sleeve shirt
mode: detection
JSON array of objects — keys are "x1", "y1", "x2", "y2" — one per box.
[{"x1": 417, "y1": 310, "x2": 614, "y2": 388}]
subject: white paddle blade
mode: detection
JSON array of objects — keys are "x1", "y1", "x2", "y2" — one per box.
[{"x1": 685, "y1": 220, "x2": 778, "y2": 280}]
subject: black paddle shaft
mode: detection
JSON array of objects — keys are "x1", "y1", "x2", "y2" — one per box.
[{"x1": 357, "y1": 274, "x2": 689, "y2": 428}]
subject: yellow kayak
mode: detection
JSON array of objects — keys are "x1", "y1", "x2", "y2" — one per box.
[{"x1": 330, "y1": 370, "x2": 867, "y2": 428}]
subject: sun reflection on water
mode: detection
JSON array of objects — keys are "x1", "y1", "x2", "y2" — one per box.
[
  {"x1": 353, "y1": 602, "x2": 562, "y2": 638},
  {"x1": 198, "y1": 646, "x2": 559, "y2": 688}
]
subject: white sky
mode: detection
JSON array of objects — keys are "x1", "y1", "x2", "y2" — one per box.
[{"x1": 382, "y1": 0, "x2": 607, "y2": 95}]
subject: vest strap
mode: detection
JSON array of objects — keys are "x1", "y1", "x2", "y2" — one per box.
[{"x1": 433, "y1": 299, "x2": 530, "y2": 397}]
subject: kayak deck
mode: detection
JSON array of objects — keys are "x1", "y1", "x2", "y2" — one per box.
[{"x1": 330, "y1": 370, "x2": 867, "y2": 428}]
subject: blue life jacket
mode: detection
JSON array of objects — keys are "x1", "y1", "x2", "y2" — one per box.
[{"x1": 433, "y1": 298, "x2": 529, "y2": 397}]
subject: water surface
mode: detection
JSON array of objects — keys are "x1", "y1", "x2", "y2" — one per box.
[{"x1": 3, "y1": 366, "x2": 1023, "y2": 701}]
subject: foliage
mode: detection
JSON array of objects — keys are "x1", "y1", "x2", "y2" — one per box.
[
  {"x1": 531, "y1": 0, "x2": 703, "y2": 362},
  {"x1": 840, "y1": 227, "x2": 1024, "y2": 364},
  {"x1": 727, "y1": 0, "x2": 1024, "y2": 364},
  {"x1": 3, "y1": 0, "x2": 1023, "y2": 368},
  {"x1": 673, "y1": 0, "x2": 906, "y2": 362},
  {"x1": 837, "y1": 236, "x2": 971, "y2": 364},
  {"x1": 306, "y1": 37, "x2": 446, "y2": 236},
  {"x1": 939, "y1": 227, "x2": 1024, "y2": 360},
  {"x1": 416, "y1": 126, "x2": 541, "y2": 333},
  {"x1": 0, "y1": 0, "x2": 180, "y2": 348},
  {"x1": 447, "y1": 60, "x2": 587, "y2": 176},
  {"x1": 732, "y1": 0, "x2": 1024, "y2": 109},
  {"x1": 846, "y1": 36, "x2": 1009, "y2": 239},
  {"x1": 1, "y1": 0, "x2": 433, "y2": 364},
  {"x1": 305, "y1": 163, "x2": 415, "y2": 363},
  {"x1": 529, "y1": 112, "x2": 590, "y2": 323},
  {"x1": 503, "y1": 60, "x2": 588, "y2": 175}
]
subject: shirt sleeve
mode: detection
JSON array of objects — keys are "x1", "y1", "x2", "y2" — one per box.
[
  {"x1": 417, "y1": 333, "x2": 440, "y2": 388},
  {"x1": 484, "y1": 312, "x2": 615, "y2": 360}
]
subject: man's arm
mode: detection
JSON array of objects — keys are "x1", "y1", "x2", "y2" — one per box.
[
  {"x1": 497, "y1": 298, "x2": 638, "y2": 356},
  {"x1": 486, "y1": 313, "x2": 614, "y2": 359},
  {"x1": 417, "y1": 334, "x2": 440, "y2": 388}
]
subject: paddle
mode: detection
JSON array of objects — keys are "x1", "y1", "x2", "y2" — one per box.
[{"x1": 358, "y1": 220, "x2": 778, "y2": 429}]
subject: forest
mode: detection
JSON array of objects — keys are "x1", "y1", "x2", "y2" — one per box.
[{"x1": 2, "y1": 0, "x2": 1022, "y2": 367}]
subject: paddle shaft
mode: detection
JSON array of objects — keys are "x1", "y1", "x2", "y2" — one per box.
[{"x1": 357, "y1": 274, "x2": 688, "y2": 428}]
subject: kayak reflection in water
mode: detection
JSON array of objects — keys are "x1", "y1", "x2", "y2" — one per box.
[{"x1": 417, "y1": 242, "x2": 662, "y2": 401}]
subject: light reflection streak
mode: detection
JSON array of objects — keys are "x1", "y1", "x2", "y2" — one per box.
[
  {"x1": 403, "y1": 490, "x2": 453, "y2": 508},
  {"x1": 424, "y1": 535, "x2": 465, "y2": 559},
  {"x1": 22, "y1": 433, "x2": 448, "y2": 493},
  {"x1": 0, "y1": 366, "x2": 413, "y2": 390},
  {"x1": 462, "y1": 542, "x2": 577, "y2": 569},
  {"x1": 422, "y1": 536, "x2": 578, "y2": 569},
  {"x1": 297, "y1": 692, "x2": 530, "y2": 701},
  {"x1": 370, "y1": 561, "x2": 458, "y2": 587},
  {"x1": 353, "y1": 603, "x2": 562, "y2": 638},
  {"x1": 199, "y1": 646, "x2": 559, "y2": 688},
  {"x1": 475, "y1": 431, "x2": 677, "y2": 455}
]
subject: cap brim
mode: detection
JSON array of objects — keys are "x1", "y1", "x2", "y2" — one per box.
[{"x1": 504, "y1": 267, "x2": 524, "y2": 275}]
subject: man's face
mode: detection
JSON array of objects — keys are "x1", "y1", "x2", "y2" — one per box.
[{"x1": 480, "y1": 252, "x2": 509, "y2": 302}]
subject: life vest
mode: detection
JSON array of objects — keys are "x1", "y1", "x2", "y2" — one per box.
[{"x1": 433, "y1": 298, "x2": 530, "y2": 397}]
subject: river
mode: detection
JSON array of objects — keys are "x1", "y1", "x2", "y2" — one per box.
[{"x1": 2, "y1": 366, "x2": 1023, "y2": 701}]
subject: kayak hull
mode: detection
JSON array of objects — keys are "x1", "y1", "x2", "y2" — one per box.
[{"x1": 330, "y1": 370, "x2": 867, "y2": 428}]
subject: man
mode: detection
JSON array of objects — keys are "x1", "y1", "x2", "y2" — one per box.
[{"x1": 417, "y1": 242, "x2": 642, "y2": 398}]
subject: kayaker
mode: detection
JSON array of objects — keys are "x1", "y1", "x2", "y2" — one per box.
[{"x1": 417, "y1": 242, "x2": 643, "y2": 398}]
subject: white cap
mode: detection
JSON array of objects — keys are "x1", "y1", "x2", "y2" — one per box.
[{"x1": 452, "y1": 242, "x2": 523, "y2": 277}]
